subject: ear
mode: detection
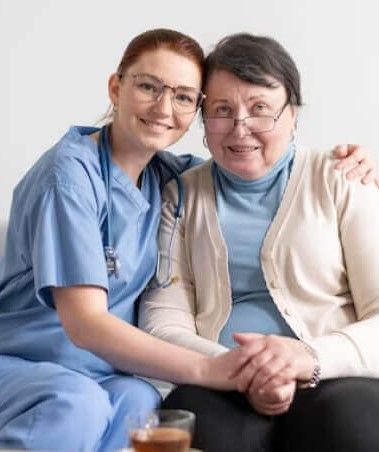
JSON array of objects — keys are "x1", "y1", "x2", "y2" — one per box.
[{"x1": 108, "y1": 73, "x2": 121, "y2": 106}]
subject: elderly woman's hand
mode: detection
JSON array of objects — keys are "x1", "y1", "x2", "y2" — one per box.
[
  {"x1": 333, "y1": 144, "x2": 379, "y2": 187},
  {"x1": 245, "y1": 377, "x2": 296, "y2": 416},
  {"x1": 231, "y1": 333, "x2": 315, "y2": 394}
]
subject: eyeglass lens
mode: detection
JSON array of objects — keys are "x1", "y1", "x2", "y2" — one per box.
[
  {"x1": 205, "y1": 116, "x2": 276, "y2": 134},
  {"x1": 132, "y1": 74, "x2": 203, "y2": 113}
]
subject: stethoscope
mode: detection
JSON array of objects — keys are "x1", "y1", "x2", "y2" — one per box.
[{"x1": 98, "y1": 125, "x2": 183, "y2": 288}]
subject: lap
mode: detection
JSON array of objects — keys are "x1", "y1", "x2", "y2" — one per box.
[
  {"x1": 0, "y1": 355, "x2": 160, "y2": 450},
  {"x1": 162, "y1": 385, "x2": 275, "y2": 452},
  {"x1": 278, "y1": 377, "x2": 379, "y2": 452},
  {"x1": 162, "y1": 378, "x2": 379, "y2": 452},
  {"x1": 0, "y1": 354, "x2": 107, "y2": 411}
]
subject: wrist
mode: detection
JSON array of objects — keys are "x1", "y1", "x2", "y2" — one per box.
[
  {"x1": 192, "y1": 355, "x2": 211, "y2": 386},
  {"x1": 298, "y1": 342, "x2": 321, "y2": 389}
]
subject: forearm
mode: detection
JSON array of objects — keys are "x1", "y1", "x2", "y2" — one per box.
[
  {"x1": 75, "y1": 311, "x2": 209, "y2": 385},
  {"x1": 143, "y1": 322, "x2": 228, "y2": 357},
  {"x1": 307, "y1": 323, "x2": 379, "y2": 380},
  {"x1": 54, "y1": 286, "x2": 240, "y2": 390}
]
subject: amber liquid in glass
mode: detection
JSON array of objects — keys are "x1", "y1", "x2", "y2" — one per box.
[{"x1": 131, "y1": 427, "x2": 191, "y2": 452}]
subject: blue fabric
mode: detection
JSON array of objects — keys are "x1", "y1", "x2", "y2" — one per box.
[
  {"x1": 0, "y1": 355, "x2": 160, "y2": 450},
  {"x1": 0, "y1": 125, "x2": 202, "y2": 449},
  {"x1": 213, "y1": 144, "x2": 297, "y2": 348}
]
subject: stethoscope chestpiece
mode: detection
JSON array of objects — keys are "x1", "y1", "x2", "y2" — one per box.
[{"x1": 104, "y1": 246, "x2": 121, "y2": 279}]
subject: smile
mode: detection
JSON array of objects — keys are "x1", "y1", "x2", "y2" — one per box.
[
  {"x1": 140, "y1": 118, "x2": 173, "y2": 131},
  {"x1": 227, "y1": 145, "x2": 261, "y2": 153}
]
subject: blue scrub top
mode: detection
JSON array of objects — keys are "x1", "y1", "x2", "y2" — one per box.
[{"x1": 0, "y1": 126, "x2": 201, "y2": 378}]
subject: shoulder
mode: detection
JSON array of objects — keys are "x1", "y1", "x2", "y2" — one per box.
[
  {"x1": 17, "y1": 126, "x2": 101, "y2": 193},
  {"x1": 296, "y1": 145, "x2": 379, "y2": 209},
  {"x1": 163, "y1": 159, "x2": 213, "y2": 204},
  {"x1": 50, "y1": 126, "x2": 101, "y2": 189},
  {"x1": 296, "y1": 145, "x2": 333, "y2": 174},
  {"x1": 13, "y1": 126, "x2": 103, "y2": 213}
]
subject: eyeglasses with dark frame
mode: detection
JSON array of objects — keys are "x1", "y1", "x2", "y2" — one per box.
[
  {"x1": 119, "y1": 72, "x2": 206, "y2": 114},
  {"x1": 204, "y1": 100, "x2": 290, "y2": 134}
]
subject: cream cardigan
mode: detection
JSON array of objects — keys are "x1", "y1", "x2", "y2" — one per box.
[{"x1": 140, "y1": 146, "x2": 379, "y2": 380}]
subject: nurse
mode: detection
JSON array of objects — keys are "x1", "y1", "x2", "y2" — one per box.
[{"x1": 0, "y1": 28, "x2": 375, "y2": 450}]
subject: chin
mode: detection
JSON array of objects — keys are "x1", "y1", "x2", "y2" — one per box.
[
  {"x1": 228, "y1": 163, "x2": 265, "y2": 181},
  {"x1": 141, "y1": 136, "x2": 176, "y2": 152}
]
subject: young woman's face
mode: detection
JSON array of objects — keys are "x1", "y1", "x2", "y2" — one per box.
[
  {"x1": 109, "y1": 48, "x2": 202, "y2": 154},
  {"x1": 203, "y1": 70, "x2": 297, "y2": 180}
]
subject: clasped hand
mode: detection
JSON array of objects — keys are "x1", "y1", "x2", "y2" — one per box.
[{"x1": 229, "y1": 333, "x2": 315, "y2": 416}]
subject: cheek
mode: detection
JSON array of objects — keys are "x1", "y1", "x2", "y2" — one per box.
[
  {"x1": 261, "y1": 132, "x2": 292, "y2": 160},
  {"x1": 175, "y1": 115, "x2": 195, "y2": 133},
  {"x1": 205, "y1": 134, "x2": 223, "y2": 155}
]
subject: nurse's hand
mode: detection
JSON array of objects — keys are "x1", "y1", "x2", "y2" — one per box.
[
  {"x1": 333, "y1": 144, "x2": 379, "y2": 187},
  {"x1": 230, "y1": 333, "x2": 314, "y2": 394},
  {"x1": 245, "y1": 377, "x2": 296, "y2": 416},
  {"x1": 201, "y1": 345, "x2": 267, "y2": 391}
]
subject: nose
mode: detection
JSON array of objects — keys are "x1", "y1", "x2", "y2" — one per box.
[
  {"x1": 231, "y1": 118, "x2": 251, "y2": 137},
  {"x1": 153, "y1": 87, "x2": 174, "y2": 115}
]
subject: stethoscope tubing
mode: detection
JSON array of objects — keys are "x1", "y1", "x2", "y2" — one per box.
[{"x1": 98, "y1": 125, "x2": 183, "y2": 285}]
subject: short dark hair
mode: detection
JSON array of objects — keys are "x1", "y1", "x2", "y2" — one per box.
[{"x1": 203, "y1": 33, "x2": 302, "y2": 107}]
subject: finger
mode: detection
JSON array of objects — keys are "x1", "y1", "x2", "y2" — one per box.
[
  {"x1": 218, "y1": 346, "x2": 260, "y2": 385},
  {"x1": 258, "y1": 380, "x2": 296, "y2": 404},
  {"x1": 228, "y1": 339, "x2": 267, "y2": 379},
  {"x1": 234, "y1": 349, "x2": 273, "y2": 392},
  {"x1": 253, "y1": 398, "x2": 292, "y2": 416},
  {"x1": 250, "y1": 356, "x2": 287, "y2": 393},
  {"x1": 345, "y1": 144, "x2": 364, "y2": 159},
  {"x1": 333, "y1": 144, "x2": 349, "y2": 159},
  {"x1": 345, "y1": 159, "x2": 368, "y2": 180},
  {"x1": 361, "y1": 169, "x2": 375, "y2": 185},
  {"x1": 233, "y1": 332, "x2": 265, "y2": 345},
  {"x1": 376, "y1": 176, "x2": 379, "y2": 189},
  {"x1": 254, "y1": 402, "x2": 292, "y2": 416},
  {"x1": 334, "y1": 152, "x2": 362, "y2": 171},
  {"x1": 259, "y1": 370, "x2": 296, "y2": 394},
  {"x1": 253, "y1": 399, "x2": 293, "y2": 416},
  {"x1": 334, "y1": 144, "x2": 366, "y2": 169}
]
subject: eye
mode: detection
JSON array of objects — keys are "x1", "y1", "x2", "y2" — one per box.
[
  {"x1": 252, "y1": 103, "x2": 269, "y2": 115},
  {"x1": 214, "y1": 104, "x2": 232, "y2": 117},
  {"x1": 137, "y1": 81, "x2": 159, "y2": 94},
  {"x1": 176, "y1": 92, "x2": 196, "y2": 106}
]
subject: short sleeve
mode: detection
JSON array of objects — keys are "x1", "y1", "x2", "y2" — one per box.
[{"x1": 31, "y1": 182, "x2": 108, "y2": 307}]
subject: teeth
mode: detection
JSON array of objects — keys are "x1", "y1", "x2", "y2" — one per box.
[
  {"x1": 141, "y1": 119, "x2": 171, "y2": 130},
  {"x1": 229, "y1": 146, "x2": 260, "y2": 153}
]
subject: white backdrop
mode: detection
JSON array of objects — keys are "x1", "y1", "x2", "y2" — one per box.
[{"x1": 1, "y1": 0, "x2": 378, "y2": 223}]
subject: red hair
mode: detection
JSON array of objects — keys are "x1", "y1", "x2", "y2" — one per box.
[{"x1": 116, "y1": 28, "x2": 204, "y2": 76}]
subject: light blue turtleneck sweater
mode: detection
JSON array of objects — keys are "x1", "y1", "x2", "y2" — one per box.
[{"x1": 212, "y1": 144, "x2": 297, "y2": 348}]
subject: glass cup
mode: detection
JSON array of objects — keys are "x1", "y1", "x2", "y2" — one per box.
[{"x1": 127, "y1": 409, "x2": 195, "y2": 452}]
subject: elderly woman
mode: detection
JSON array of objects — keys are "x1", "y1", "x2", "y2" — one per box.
[{"x1": 140, "y1": 33, "x2": 379, "y2": 452}]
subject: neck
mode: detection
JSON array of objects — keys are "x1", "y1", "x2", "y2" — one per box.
[{"x1": 108, "y1": 123, "x2": 154, "y2": 186}]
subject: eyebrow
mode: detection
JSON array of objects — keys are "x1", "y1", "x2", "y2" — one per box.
[
  {"x1": 208, "y1": 95, "x2": 270, "y2": 106},
  {"x1": 134, "y1": 72, "x2": 199, "y2": 91}
]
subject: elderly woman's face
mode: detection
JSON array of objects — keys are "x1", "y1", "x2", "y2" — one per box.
[{"x1": 203, "y1": 70, "x2": 297, "y2": 180}]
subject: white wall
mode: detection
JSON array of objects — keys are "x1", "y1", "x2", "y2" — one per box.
[{"x1": 2, "y1": 0, "x2": 378, "y2": 223}]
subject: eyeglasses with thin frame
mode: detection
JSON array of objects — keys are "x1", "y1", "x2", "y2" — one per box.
[
  {"x1": 204, "y1": 100, "x2": 289, "y2": 134},
  {"x1": 119, "y1": 72, "x2": 205, "y2": 114}
]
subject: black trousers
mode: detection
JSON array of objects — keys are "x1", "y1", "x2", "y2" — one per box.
[{"x1": 162, "y1": 378, "x2": 379, "y2": 452}]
